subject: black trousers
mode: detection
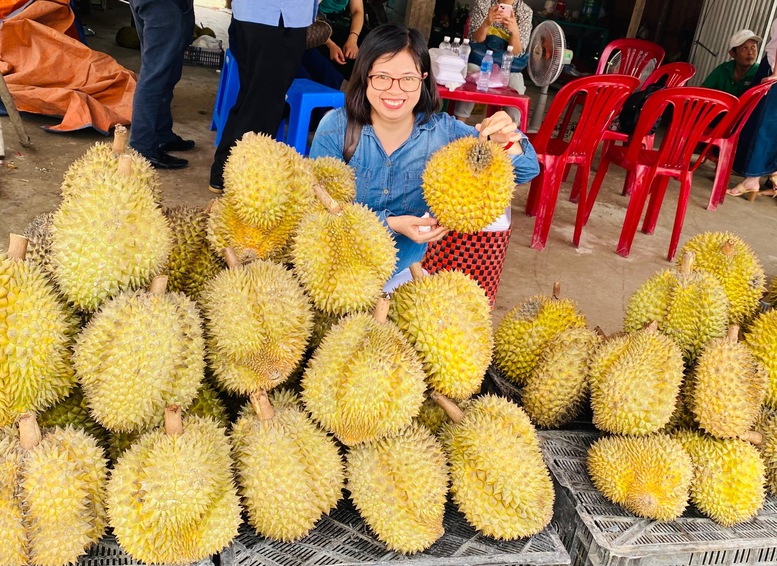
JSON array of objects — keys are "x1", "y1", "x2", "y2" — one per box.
[{"x1": 211, "y1": 18, "x2": 306, "y2": 185}]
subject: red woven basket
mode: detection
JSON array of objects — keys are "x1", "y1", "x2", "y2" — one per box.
[{"x1": 421, "y1": 228, "x2": 512, "y2": 309}]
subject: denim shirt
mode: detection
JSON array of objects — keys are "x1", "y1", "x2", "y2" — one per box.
[
  {"x1": 232, "y1": 0, "x2": 316, "y2": 27},
  {"x1": 309, "y1": 107, "x2": 539, "y2": 275}
]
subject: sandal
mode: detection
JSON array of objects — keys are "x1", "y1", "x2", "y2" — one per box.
[{"x1": 726, "y1": 183, "x2": 761, "y2": 200}]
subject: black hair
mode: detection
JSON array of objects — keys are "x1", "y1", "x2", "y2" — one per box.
[{"x1": 345, "y1": 24, "x2": 441, "y2": 125}]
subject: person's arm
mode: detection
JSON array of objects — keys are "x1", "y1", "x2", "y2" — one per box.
[
  {"x1": 473, "y1": 4, "x2": 501, "y2": 43},
  {"x1": 309, "y1": 109, "x2": 347, "y2": 159},
  {"x1": 342, "y1": 0, "x2": 364, "y2": 59},
  {"x1": 326, "y1": 38, "x2": 346, "y2": 64}
]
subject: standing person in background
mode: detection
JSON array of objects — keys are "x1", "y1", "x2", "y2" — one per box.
[
  {"x1": 729, "y1": 19, "x2": 777, "y2": 199},
  {"x1": 454, "y1": 0, "x2": 532, "y2": 124},
  {"x1": 702, "y1": 29, "x2": 761, "y2": 98},
  {"x1": 209, "y1": 0, "x2": 316, "y2": 194},
  {"x1": 128, "y1": 0, "x2": 196, "y2": 169}
]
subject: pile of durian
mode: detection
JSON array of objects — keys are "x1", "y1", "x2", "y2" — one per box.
[{"x1": 1, "y1": 130, "x2": 554, "y2": 565}]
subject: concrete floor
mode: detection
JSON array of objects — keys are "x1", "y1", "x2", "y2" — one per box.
[{"x1": 1, "y1": 0, "x2": 776, "y2": 336}]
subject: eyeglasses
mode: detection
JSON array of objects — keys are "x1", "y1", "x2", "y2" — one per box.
[{"x1": 368, "y1": 74, "x2": 425, "y2": 92}]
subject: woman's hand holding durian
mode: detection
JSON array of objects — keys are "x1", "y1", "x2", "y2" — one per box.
[
  {"x1": 476, "y1": 110, "x2": 525, "y2": 156},
  {"x1": 387, "y1": 214, "x2": 448, "y2": 244}
]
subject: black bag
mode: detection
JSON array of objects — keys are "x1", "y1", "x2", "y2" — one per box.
[{"x1": 615, "y1": 77, "x2": 667, "y2": 136}]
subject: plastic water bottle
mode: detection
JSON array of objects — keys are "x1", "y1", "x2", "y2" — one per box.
[
  {"x1": 459, "y1": 38, "x2": 471, "y2": 65},
  {"x1": 439, "y1": 36, "x2": 452, "y2": 51},
  {"x1": 501, "y1": 45, "x2": 514, "y2": 87},
  {"x1": 477, "y1": 50, "x2": 493, "y2": 92},
  {"x1": 451, "y1": 37, "x2": 461, "y2": 56}
]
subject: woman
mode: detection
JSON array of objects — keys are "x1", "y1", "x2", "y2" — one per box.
[
  {"x1": 309, "y1": 24, "x2": 539, "y2": 288},
  {"x1": 728, "y1": 18, "x2": 777, "y2": 199}
]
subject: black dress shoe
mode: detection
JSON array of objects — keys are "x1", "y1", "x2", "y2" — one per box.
[
  {"x1": 146, "y1": 150, "x2": 188, "y2": 170},
  {"x1": 159, "y1": 137, "x2": 196, "y2": 152},
  {"x1": 208, "y1": 181, "x2": 224, "y2": 195}
]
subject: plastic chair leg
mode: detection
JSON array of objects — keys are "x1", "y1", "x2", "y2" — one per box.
[
  {"x1": 525, "y1": 169, "x2": 544, "y2": 217},
  {"x1": 530, "y1": 159, "x2": 564, "y2": 251},
  {"x1": 572, "y1": 166, "x2": 592, "y2": 247},
  {"x1": 583, "y1": 154, "x2": 611, "y2": 225},
  {"x1": 707, "y1": 143, "x2": 733, "y2": 210},
  {"x1": 641, "y1": 175, "x2": 671, "y2": 234},
  {"x1": 616, "y1": 168, "x2": 653, "y2": 257},
  {"x1": 668, "y1": 173, "x2": 693, "y2": 261}
]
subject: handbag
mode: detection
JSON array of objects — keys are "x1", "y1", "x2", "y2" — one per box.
[{"x1": 306, "y1": 18, "x2": 333, "y2": 50}]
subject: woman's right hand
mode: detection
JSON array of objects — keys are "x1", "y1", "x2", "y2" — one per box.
[
  {"x1": 387, "y1": 215, "x2": 448, "y2": 243},
  {"x1": 486, "y1": 4, "x2": 502, "y2": 25},
  {"x1": 328, "y1": 41, "x2": 346, "y2": 64}
]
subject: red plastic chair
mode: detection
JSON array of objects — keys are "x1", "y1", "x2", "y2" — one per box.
[
  {"x1": 697, "y1": 79, "x2": 777, "y2": 210},
  {"x1": 525, "y1": 74, "x2": 640, "y2": 251},
  {"x1": 583, "y1": 87, "x2": 737, "y2": 260},
  {"x1": 597, "y1": 38, "x2": 666, "y2": 77}
]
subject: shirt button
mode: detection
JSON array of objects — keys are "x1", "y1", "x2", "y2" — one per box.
[
  {"x1": 383, "y1": 188, "x2": 389, "y2": 194},
  {"x1": 386, "y1": 161, "x2": 391, "y2": 167}
]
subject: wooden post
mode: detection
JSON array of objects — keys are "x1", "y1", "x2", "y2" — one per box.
[
  {"x1": 404, "y1": 0, "x2": 436, "y2": 43},
  {"x1": 626, "y1": 0, "x2": 647, "y2": 39}
]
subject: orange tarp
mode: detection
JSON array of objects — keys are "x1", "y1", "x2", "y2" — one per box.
[{"x1": 0, "y1": 0, "x2": 136, "y2": 133}]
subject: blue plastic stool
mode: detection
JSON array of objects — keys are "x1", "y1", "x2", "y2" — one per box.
[{"x1": 210, "y1": 53, "x2": 345, "y2": 155}]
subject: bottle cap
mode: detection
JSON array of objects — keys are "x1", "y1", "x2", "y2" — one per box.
[
  {"x1": 444, "y1": 36, "x2": 451, "y2": 41},
  {"x1": 506, "y1": 45, "x2": 514, "y2": 52},
  {"x1": 463, "y1": 38, "x2": 470, "y2": 44},
  {"x1": 486, "y1": 49, "x2": 493, "y2": 55},
  {"x1": 453, "y1": 37, "x2": 461, "y2": 43}
]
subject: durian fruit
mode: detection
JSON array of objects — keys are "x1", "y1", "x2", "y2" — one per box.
[
  {"x1": 624, "y1": 252, "x2": 729, "y2": 360},
  {"x1": 1, "y1": 234, "x2": 76, "y2": 427},
  {"x1": 690, "y1": 326, "x2": 766, "y2": 439},
  {"x1": 163, "y1": 204, "x2": 226, "y2": 302},
  {"x1": 588, "y1": 322, "x2": 685, "y2": 435},
  {"x1": 107, "y1": 408, "x2": 241, "y2": 564},
  {"x1": 755, "y1": 409, "x2": 777, "y2": 495},
  {"x1": 51, "y1": 148, "x2": 172, "y2": 312},
  {"x1": 38, "y1": 386, "x2": 108, "y2": 450},
  {"x1": 231, "y1": 390, "x2": 344, "y2": 542},
  {"x1": 291, "y1": 184, "x2": 397, "y2": 316},
  {"x1": 74, "y1": 276, "x2": 205, "y2": 433},
  {"x1": 587, "y1": 434, "x2": 693, "y2": 521},
  {"x1": 494, "y1": 283, "x2": 587, "y2": 386},
  {"x1": 522, "y1": 326, "x2": 601, "y2": 428},
  {"x1": 675, "y1": 429, "x2": 766, "y2": 526},
  {"x1": 744, "y1": 310, "x2": 777, "y2": 408},
  {"x1": 309, "y1": 156, "x2": 356, "y2": 208},
  {"x1": 415, "y1": 396, "x2": 453, "y2": 435},
  {"x1": 302, "y1": 296, "x2": 426, "y2": 445},
  {"x1": 201, "y1": 250, "x2": 313, "y2": 395},
  {"x1": 438, "y1": 393, "x2": 554, "y2": 539},
  {"x1": 422, "y1": 137, "x2": 515, "y2": 232},
  {"x1": 21, "y1": 212, "x2": 54, "y2": 275},
  {"x1": 347, "y1": 421, "x2": 448, "y2": 553},
  {"x1": 677, "y1": 232, "x2": 765, "y2": 326},
  {"x1": 0, "y1": 414, "x2": 108, "y2": 566},
  {"x1": 388, "y1": 265, "x2": 493, "y2": 401},
  {"x1": 765, "y1": 275, "x2": 777, "y2": 308}
]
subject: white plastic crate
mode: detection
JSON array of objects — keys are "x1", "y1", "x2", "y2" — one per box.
[
  {"x1": 220, "y1": 498, "x2": 571, "y2": 566},
  {"x1": 78, "y1": 534, "x2": 214, "y2": 566},
  {"x1": 540, "y1": 430, "x2": 777, "y2": 566}
]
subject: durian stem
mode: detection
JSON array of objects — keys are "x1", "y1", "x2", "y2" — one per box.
[
  {"x1": 224, "y1": 247, "x2": 241, "y2": 269},
  {"x1": 741, "y1": 430, "x2": 764, "y2": 446},
  {"x1": 113, "y1": 124, "x2": 129, "y2": 153},
  {"x1": 409, "y1": 262, "x2": 425, "y2": 281},
  {"x1": 205, "y1": 199, "x2": 216, "y2": 213},
  {"x1": 7, "y1": 233, "x2": 28, "y2": 260},
  {"x1": 430, "y1": 391, "x2": 464, "y2": 423},
  {"x1": 149, "y1": 275, "x2": 168, "y2": 295},
  {"x1": 680, "y1": 251, "x2": 694, "y2": 274},
  {"x1": 593, "y1": 326, "x2": 607, "y2": 339},
  {"x1": 727, "y1": 325, "x2": 740, "y2": 343},
  {"x1": 722, "y1": 239, "x2": 736, "y2": 256},
  {"x1": 373, "y1": 296, "x2": 390, "y2": 323},
  {"x1": 646, "y1": 320, "x2": 659, "y2": 332},
  {"x1": 313, "y1": 183, "x2": 342, "y2": 215},
  {"x1": 18, "y1": 413, "x2": 42, "y2": 450},
  {"x1": 164, "y1": 405, "x2": 184, "y2": 436},
  {"x1": 552, "y1": 281, "x2": 561, "y2": 299},
  {"x1": 118, "y1": 154, "x2": 132, "y2": 176},
  {"x1": 250, "y1": 390, "x2": 275, "y2": 421}
]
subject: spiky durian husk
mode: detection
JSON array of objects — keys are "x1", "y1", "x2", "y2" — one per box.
[
  {"x1": 21, "y1": 212, "x2": 55, "y2": 275},
  {"x1": 51, "y1": 167, "x2": 172, "y2": 312},
  {"x1": 415, "y1": 397, "x2": 453, "y2": 436},
  {"x1": 674, "y1": 430, "x2": 765, "y2": 526},
  {"x1": 662, "y1": 373, "x2": 697, "y2": 433},
  {"x1": 588, "y1": 326, "x2": 684, "y2": 435},
  {"x1": 766, "y1": 276, "x2": 777, "y2": 308},
  {"x1": 522, "y1": 327, "x2": 601, "y2": 428},
  {"x1": 201, "y1": 260, "x2": 313, "y2": 395},
  {"x1": 440, "y1": 395, "x2": 554, "y2": 539},
  {"x1": 207, "y1": 196, "x2": 297, "y2": 264},
  {"x1": 587, "y1": 434, "x2": 692, "y2": 521},
  {"x1": 624, "y1": 267, "x2": 729, "y2": 361},
  {"x1": 74, "y1": 290, "x2": 205, "y2": 433},
  {"x1": 223, "y1": 132, "x2": 315, "y2": 229},
  {"x1": 690, "y1": 335, "x2": 766, "y2": 439},
  {"x1": 494, "y1": 295, "x2": 587, "y2": 386},
  {"x1": 0, "y1": 425, "x2": 108, "y2": 566},
  {"x1": 60, "y1": 143, "x2": 160, "y2": 202},
  {"x1": 677, "y1": 232, "x2": 764, "y2": 326},
  {"x1": 163, "y1": 205, "x2": 226, "y2": 302},
  {"x1": 38, "y1": 386, "x2": 109, "y2": 450},
  {"x1": 108, "y1": 415, "x2": 241, "y2": 564},
  {"x1": 301, "y1": 313, "x2": 426, "y2": 445},
  {"x1": 291, "y1": 203, "x2": 397, "y2": 316},
  {"x1": 310, "y1": 156, "x2": 356, "y2": 208},
  {"x1": 755, "y1": 409, "x2": 777, "y2": 495},
  {"x1": 422, "y1": 137, "x2": 515, "y2": 233},
  {"x1": 0, "y1": 255, "x2": 76, "y2": 427},
  {"x1": 347, "y1": 422, "x2": 448, "y2": 553},
  {"x1": 231, "y1": 391, "x2": 344, "y2": 542},
  {"x1": 388, "y1": 270, "x2": 493, "y2": 401},
  {"x1": 744, "y1": 310, "x2": 777, "y2": 408}
]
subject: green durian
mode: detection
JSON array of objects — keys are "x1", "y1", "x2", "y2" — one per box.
[{"x1": 744, "y1": 309, "x2": 777, "y2": 408}]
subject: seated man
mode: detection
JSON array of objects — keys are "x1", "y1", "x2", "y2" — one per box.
[{"x1": 702, "y1": 29, "x2": 761, "y2": 97}]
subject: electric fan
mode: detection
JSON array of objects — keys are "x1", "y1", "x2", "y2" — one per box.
[{"x1": 527, "y1": 20, "x2": 568, "y2": 132}]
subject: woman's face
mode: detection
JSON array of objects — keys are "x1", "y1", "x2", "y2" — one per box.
[{"x1": 366, "y1": 49, "x2": 426, "y2": 125}]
